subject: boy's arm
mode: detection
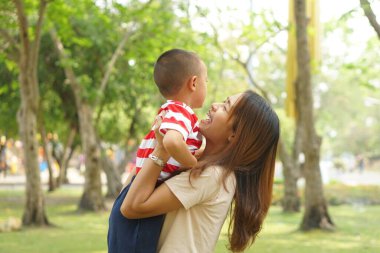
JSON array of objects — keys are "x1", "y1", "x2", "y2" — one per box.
[{"x1": 162, "y1": 130, "x2": 197, "y2": 168}]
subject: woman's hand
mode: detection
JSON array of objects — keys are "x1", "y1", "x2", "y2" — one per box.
[
  {"x1": 154, "y1": 113, "x2": 164, "y2": 143},
  {"x1": 152, "y1": 112, "x2": 169, "y2": 159}
]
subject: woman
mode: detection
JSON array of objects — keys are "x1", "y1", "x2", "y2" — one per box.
[{"x1": 117, "y1": 90, "x2": 279, "y2": 252}]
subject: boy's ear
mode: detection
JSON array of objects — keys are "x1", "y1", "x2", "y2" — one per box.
[{"x1": 187, "y1": 76, "x2": 197, "y2": 91}]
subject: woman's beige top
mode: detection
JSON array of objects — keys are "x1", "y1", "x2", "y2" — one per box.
[{"x1": 158, "y1": 165, "x2": 236, "y2": 253}]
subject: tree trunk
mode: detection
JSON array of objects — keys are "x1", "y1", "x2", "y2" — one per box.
[
  {"x1": 13, "y1": 0, "x2": 49, "y2": 226},
  {"x1": 50, "y1": 29, "x2": 105, "y2": 211},
  {"x1": 18, "y1": 102, "x2": 49, "y2": 226},
  {"x1": 57, "y1": 127, "x2": 77, "y2": 186},
  {"x1": 279, "y1": 139, "x2": 300, "y2": 212},
  {"x1": 77, "y1": 105, "x2": 105, "y2": 211},
  {"x1": 101, "y1": 151, "x2": 122, "y2": 199},
  {"x1": 301, "y1": 136, "x2": 334, "y2": 229},
  {"x1": 294, "y1": 0, "x2": 334, "y2": 230}
]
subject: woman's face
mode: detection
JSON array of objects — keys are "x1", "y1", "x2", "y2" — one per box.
[{"x1": 199, "y1": 93, "x2": 242, "y2": 144}]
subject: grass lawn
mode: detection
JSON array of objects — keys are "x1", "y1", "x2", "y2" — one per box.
[
  {"x1": 215, "y1": 205, "x2": 380, "y2": 253},
  {"x1": 0, "y1": 188, "x2": 379, "y2": 253}
]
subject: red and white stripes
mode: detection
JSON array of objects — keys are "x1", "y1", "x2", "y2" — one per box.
[{"x1": 135, "y1": 100, "x2": 202, "y2": 181}]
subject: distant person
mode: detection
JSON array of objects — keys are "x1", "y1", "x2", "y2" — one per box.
[
  {"x1": 357, "y1": 154, "x2": 365, "y2": 173},
  {"x1": 50, "y1": 133, "x2": 64, "y2": 167},
  {"x1": 120, "y1": 91, "x2": 280, "y2": 252},
  {"x1": 0, "y1": 136, "x2": 8, "y2": 177},
  {"x1": 108, "y1": 49, "x2": 208, "y2": 253},
  {"x1": 76, "y1": 154, "x2": 85, "y2": 173}
]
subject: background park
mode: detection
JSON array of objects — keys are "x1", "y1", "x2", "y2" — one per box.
[{"x1": 0, "y1": 0, "x2": 380, "y2": 252}]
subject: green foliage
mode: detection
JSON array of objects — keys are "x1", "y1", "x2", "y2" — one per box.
[
  {"x1": 41, "y1": 0, "x2": 225, "y2": 144},
  {"x1": 0, "y1": 58, "x2": 20, "y2": 137},
  {"x1": 0, "y1": 0, "x2": 17, "y2": 31},
  {"x1": 37, "y1": 32, "x2": 78, "y2": 142}
]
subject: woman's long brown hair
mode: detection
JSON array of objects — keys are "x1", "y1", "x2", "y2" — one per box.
[{"x1": 191, "y1": 90, "x2": 280, "y2": 252}]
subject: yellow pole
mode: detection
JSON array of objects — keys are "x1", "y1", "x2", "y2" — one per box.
[
  {"x1": 285, "y1": 0, "x2": 320, "y2": 119},
  {"x1": 285, "y1": 0, "x2": 297, "y2": 118},
  {"x1": 307, "y1": 0, "x2": 321, "y2": 71}
]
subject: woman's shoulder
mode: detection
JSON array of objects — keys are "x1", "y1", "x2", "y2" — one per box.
[
  {"x1": 202, "y1": 165, "x2": 224, "y2": 175},
  {"x1": 202, "y1": 165, "x2": 236, "y2": 190},
  {"x1": 167, "y1": 165, "x2": 235, "y2": 192},
  {"x1": 204, "y1": 165, "x2": 233, "y2": 176}
]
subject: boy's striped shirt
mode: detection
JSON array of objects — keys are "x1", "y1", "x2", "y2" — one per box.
[{"x1": 135, "y1": 100, "x2": 202, "y2": 180}]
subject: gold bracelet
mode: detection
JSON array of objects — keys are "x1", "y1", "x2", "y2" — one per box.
[{"x1": 148, "y1": 154, "x2": 166, "y2": 167}]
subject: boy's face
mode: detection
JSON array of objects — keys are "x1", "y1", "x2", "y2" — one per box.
[{"x1": 193, "y1": 61, "x2": 208, "y2": 109}]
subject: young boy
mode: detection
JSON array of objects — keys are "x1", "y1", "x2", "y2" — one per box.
[
  {"x1": 108, "y1": 49, "x2": 208, "y2": 253},
  {"x1": 134, "y1": 48, "x2": 207, "y2": 181}
]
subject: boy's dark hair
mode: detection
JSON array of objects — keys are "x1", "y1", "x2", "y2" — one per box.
[{"x1": 153, "y1": 49, "x2": 203, "y2": 97}]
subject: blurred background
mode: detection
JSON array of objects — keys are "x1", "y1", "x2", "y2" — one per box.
[{"x1": 0, "y1": 0, "x2": 379, "y2": 252}]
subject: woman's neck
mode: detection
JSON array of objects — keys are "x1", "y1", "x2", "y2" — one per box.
[{"x1": 202, "y1": 140, "x2": 226, "y2": 157}]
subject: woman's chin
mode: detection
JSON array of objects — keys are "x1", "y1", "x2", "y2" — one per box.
[
  {"x1": 200, "y1": 118, "x2": 211, "y2": 124},
  {"x1": 199, "y1": 119, "x2": 212, "y2": 130}
]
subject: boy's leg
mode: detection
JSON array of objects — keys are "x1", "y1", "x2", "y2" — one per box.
[
  {"x1": 108, "y1": 178, "x2": 139, "y2": 253},
  {"x1": 135, "y1": 214, "x2": 165, "y2": 253},
  {"x1": 135, "y1": 180, "x2": 166, "y2": 253}
]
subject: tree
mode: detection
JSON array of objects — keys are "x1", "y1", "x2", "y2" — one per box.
[
  {"x1": 294, "y1": 0, "x2": 334, "y2": 230},
  {"x1": 51, "y1": 28, "x2": 106, "y2": 211},
  {"x1": 12, "y1": 0, "x2": 49, "y2": 226},
  {"x1": 360, "y1": 0, "x2": 380, "y2": 39},
  {"x1": 47, "y1": 0, "x2": 142, "y2": 209},
  {"x1": 48, "y1": 0, "x2": 164, "y2": 207}
]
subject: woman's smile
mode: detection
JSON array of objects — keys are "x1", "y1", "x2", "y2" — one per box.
[{"x1": 200, "y1": 111, "x2": 212, "y2": 125}]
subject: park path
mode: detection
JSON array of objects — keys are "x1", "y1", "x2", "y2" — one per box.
[{"x1": 0, "y1": 168, "x2": 108, "y2": 189}]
